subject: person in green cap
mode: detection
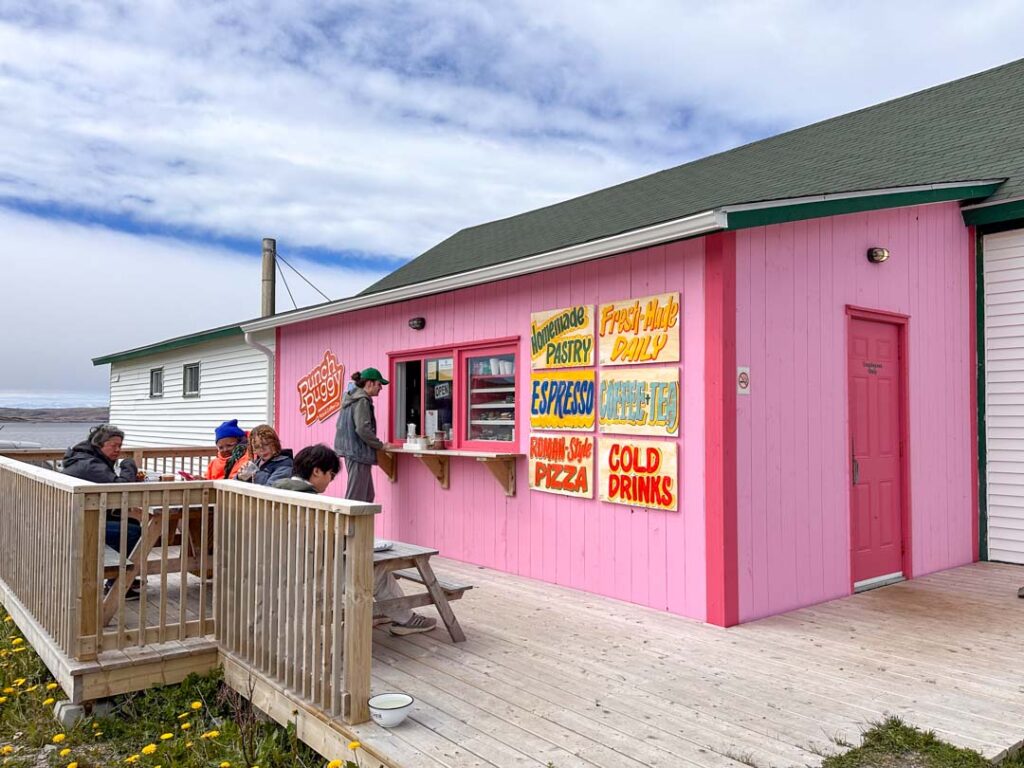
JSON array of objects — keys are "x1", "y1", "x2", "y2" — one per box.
[{"x1": 334, "y1": 366, "x2": 438, "y2": 635}]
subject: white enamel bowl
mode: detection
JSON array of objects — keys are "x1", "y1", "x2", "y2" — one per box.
[{"x1": 368, "y1": 692, "x2": 414, "y2": 727}]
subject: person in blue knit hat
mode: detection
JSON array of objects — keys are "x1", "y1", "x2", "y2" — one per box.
[{"x1": 206, "y1": 419, "x2": 248, "y2": 479}]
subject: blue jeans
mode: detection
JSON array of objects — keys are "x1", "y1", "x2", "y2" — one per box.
[{"x1": 105, "y1": 516, "x2": 142, "y2": 556}]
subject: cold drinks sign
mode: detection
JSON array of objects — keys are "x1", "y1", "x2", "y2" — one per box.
[{"x1": 598, "y1": 438, "x2": 678, "y2": 511}]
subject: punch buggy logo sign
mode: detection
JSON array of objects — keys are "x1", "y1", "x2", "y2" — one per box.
[{"x1": 297, "y1": 350, "x2": 345, "y2": 426}]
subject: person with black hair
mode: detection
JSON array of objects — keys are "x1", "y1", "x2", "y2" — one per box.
[{"x1": 273, "y1": 444, "x2": 340, "y2": 493}]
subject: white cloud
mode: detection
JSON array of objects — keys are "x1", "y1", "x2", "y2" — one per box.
[{"x1": 0, "y1": 208, "x2": 387, "y2": 396}]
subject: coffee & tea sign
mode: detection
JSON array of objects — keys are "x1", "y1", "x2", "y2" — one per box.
[
  {"x1": 297, "y1": 350, "x2": 345, "y2": 426},
  {"x1": 528, "y1": 433, "x2": 594, "y2": 498},
  {"x1": 530, "y1": 304, "x2": 594, "y2": 369},
  {"x1": 598, "y1": 292, "x2": 680, "y2": 365},
  {"x1": 598, "y1": 438, "x2": 678, "y2": 511},
  {"x1": 599, "y1": 367, "x2": 679, "y2": 437}
]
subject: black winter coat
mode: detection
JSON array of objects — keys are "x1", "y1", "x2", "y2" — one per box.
[{"x1": 61, "y1": 441, "x2": 138, "y2": 483}]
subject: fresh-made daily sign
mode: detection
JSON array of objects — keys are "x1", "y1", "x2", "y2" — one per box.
[
  {"x1": 530, "y1": 304, "x2": 595, "y2": 370},
  {"x1": 529, "y1": 370, "x2": 596, "y2": 431},
  {"x1": 598, "y1": 292, "x2": 680, "y2": 365},
  {"x1": 599, "y1": 367, "x2": 680, "y2": 437},
  {"x1": 528, "y1": 433, "x2": 594, "y2": 498},
  {"x1": 297, "y1": 350, "x2": 345, "y2": 426},
  {"x1": 598, "y1": 438, "x2": 678, "y2": 511}
]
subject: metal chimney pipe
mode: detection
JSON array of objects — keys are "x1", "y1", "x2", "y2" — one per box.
[{"x1": 261, "y1": 238, "x2": 276, "y2": 317}]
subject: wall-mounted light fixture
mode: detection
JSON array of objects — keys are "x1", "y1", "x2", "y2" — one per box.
[
  {"x1": 408, "y1": 316, "x2": 426, "y2": 330},
  {"x1": 866, "y1": 247, "x2": 890, "y2": 264}
]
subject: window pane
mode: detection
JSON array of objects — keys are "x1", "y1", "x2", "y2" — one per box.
[
  {"x1": 466, "y1": 352, "x2": 515, "y2": 442},
  {"x1": 183, "y1": 364, "x2": 200, "y2": 396},
  {"x1": 394, "y1": 361, "x2": 421, "y2": 439},
  {"x1": 150, "y1": 369, "x2": 163, "y2": 397},
  {"x1": 424, "y1": 357, "x2": 454, "y2": 441}
]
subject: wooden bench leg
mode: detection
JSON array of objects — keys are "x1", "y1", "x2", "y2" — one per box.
[{"x1": 414, "y1": 557, "x2": 466, "y2": 643}]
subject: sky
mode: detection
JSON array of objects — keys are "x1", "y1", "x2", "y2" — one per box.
[{"x1": 1, "y1": 0, "x2": 1023, "y2": 406}]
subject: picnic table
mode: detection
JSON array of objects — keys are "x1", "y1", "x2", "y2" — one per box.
[{"x1": 373, "y1": 541, "x2": 472, "y2": 642}]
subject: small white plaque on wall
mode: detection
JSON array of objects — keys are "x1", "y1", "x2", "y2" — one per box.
[{"x1": 737, "y1": 366, "x2": 751, "y2": 395}]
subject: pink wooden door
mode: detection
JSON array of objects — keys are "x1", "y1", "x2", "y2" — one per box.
[{"x1": 848, "y1": 318, "x2": 904, "y2": 586}]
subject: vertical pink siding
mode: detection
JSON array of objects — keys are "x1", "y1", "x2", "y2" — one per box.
[
  {"x1": 276, "y1": 239, "x2": 707, "y2": 620},
  {"x1": 735, "y1": 203, "x2": 974, "y2": 622}
]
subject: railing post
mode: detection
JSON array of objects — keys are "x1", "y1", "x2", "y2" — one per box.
[
  {"x1": 76, "y1": 494, "x2": 100, "y2": 661},
  {"x1": 341, "y1": 513, "x2": 374, "y2": 724}
]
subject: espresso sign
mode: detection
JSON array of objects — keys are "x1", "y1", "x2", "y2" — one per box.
[
  {"x1": 529, "y1": 370, "x2": 596, "y2": 431},
  {"x1": 530, "y1": 304, "x2": 595, "y2": 369},
  {"x1": 598, "y1": 438, "x2": 678, "y2": 511},
  {"x1": 297, "y1": 350, "x2": 345, "y2": 426},
  {"x1": 598, "y1": 292, "x2": 680, "y2": 365},
  {"x1": 528, "y1": 433, "x2": 594, "y2": 498},
  {"x1": 599, "y1": 367, "x2": 679, "y2": 437}
]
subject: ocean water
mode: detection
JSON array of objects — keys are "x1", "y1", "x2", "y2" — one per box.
[
  {"x1": 0, "y1": 422, "x2": 97, "y2": 449},
  {"x1": 0, "y1": 391, "x2": 107, "y2": 408}
]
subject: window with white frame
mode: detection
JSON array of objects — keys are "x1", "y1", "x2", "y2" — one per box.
[
  {"x1": 182, "y1": 362, "x2": 201, "y2": 397},
  {"x1": 149, "y1": 368, "x2": 164, "y2": 398}
]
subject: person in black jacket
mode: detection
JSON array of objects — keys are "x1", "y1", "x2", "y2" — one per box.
[{"x1": 62, "y1": 424, "x2": 143, "y2": 596}]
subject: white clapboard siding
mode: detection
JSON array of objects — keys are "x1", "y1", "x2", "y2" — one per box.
[
  {"x1": 983, "y1": 227, "x2": 1024, "y2": 564},
  {"x1": 107, "y1": 331, "x2": 274, "y2": 446}
]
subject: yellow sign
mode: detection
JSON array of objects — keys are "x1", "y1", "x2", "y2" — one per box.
[
  {"x1": 528, "y1": 434, "x2": 594, "y2": 498},
  {"x1": 529, "y1": 370, "x2": 596, "y2": 431},
  {"x1": 599, "y1": 367, "x2": 679, "y2": 437},
  {"x1": 598, "y1": 438, "x2": 678, "y2": 511},
  {"x1": 598, "y1": 292, "x2": 680, "y2": 365},
  {"x1": 530, "y1": 305, "x2": 595, "y2": 369}
]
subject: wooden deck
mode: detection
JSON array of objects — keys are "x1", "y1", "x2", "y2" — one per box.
[{"x1": 329, "y1": 559, "x2": 1024, "y2": 768}]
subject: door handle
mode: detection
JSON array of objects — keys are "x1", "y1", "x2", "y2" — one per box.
[{"x1": 852, "y1": 457, "x2": 859, "y2": 485}]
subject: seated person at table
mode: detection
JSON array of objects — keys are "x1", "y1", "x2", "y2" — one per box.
[
  {"x1": 206, "y1": 419, "x2": 248, "y2": 480},
  {"x1": 273, "y1": 444, "x2": 437, "y2": 636},
  {"x1": 236, "y1": 424, "x2": 293, "y2": 486},
  {"x1": 62, "y1": 424, "x2": 143, "y2": 597}
]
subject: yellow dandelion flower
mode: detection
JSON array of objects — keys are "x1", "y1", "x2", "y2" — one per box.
[
  {"x1": 10, "y1": 639, "x2": 23, "y2": 646},
  {"x1": 11, "y1": 647, "x2": 26, "y2": 654},
  {"x1": 12, "y1": 679, "x2": 25, "y2": 687},
  {"x1": 179, "y1": 723, "x2": 191, "y2": 731},
  {"x1": 199, "y1": 730, "x2": 220, "y2": 740},
  {"x1": 93, "y1": 732, "x2": 103, "y2": 738},
  {"x1": 0, "y1": 697, "x2": 7, "y2": 704},
  {"x1": 326, "y1": 761, "x2": 343, "y2": 768},
  {"x1": 348, "y1": 741, "x2": 361, "y2": 751},
  {"x1": 219, "y1": 762, "x2": 231, "y2": 768},
  {"x1": 0, "y1": 747, "x2": 12, "y2": 756},
  {"x1": 141, "y1": 743, "x2": 157, "y2": 755},
  {"x1": 0, "y1": 688, "x2": 11, "y2": 694},
  {"x1": 159, "y1": 733, "x2": 173, "y2": 741},
  {"x1": 185, "y1": 741, "x2": 193, "y2": 748},
  {"x1": 177, "y1": 712, "x2": 189, "y2": 719},
  {"x1": 4, "y1": 615, "x2": 13, "y2": 622},
  {"x1": 68, "y1": 762, "x2": 78, "y2": 768},
  {"x1": 189, "y1": 701, "x2": 202, "y2": 710},
  {"x1": 59, "y1": 748, "x2": 71, "y2": 757},
  {"x1": 24, "y1": 685, "x2": 37, "y2": 693},
  {"x1": 43, "y1": 698, "x2": 55, "y2": 706},
  {"x1": 124, "y1": 754, "x2": 140, "y2": 764},
  {"x1": 51, "y1": 734, "x2": 66, "y2": 744},
  {"x1": 45, "y1": 683, "x2": 58, "y2": 691}
]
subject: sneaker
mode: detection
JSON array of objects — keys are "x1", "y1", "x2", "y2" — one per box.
[
  {"x1": 389, "y1": 613, "x2": 437, "y2": 636},
  {"x1": 372, "y1": 614, "x2": 393, "y2": 627}
]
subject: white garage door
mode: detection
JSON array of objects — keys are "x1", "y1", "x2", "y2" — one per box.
[{"x1": 984, "y1": 227, "x2": 1024, "y2": 564}]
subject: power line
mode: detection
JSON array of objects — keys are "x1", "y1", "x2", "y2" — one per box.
[
  {"x1": 276, "y1": 260, "x2": 297, "y2": 310},
  {"x1": 277, "y1": 252, "x2": 332, "y2": 302}
]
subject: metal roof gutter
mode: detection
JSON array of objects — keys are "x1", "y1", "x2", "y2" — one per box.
[{"x1": 241, "y1": 208, "x2": 727, "y2": 333}]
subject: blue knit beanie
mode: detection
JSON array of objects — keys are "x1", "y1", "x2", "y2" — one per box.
[{"x1": 214, "y1": 419, "x2": 246, "y2": 442}]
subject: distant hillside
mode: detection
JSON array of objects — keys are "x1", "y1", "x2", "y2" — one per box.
[{"x1": 0, "y1": 407, "x2": 109, "y2": 423}]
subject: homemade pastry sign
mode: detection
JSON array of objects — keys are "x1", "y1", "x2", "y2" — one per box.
[
  {"x1": 530, "y1": 305, "x2": 595, "y2": 369},
  {"x1": 598, "y1": 292, "x2": 680, "y2": 365}
]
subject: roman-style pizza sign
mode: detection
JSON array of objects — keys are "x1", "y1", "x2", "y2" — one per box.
[
  {"x1": 598, "y1": 292, "x2": 680, "y2": 365},
  {"x1": 529, "y1": 370, "x2": 596, "y2": 431},
  {"x1": 297, "y1": 350, "x2": 345, "y2": 426},
  {"x1": 598, "y1": 438, "x2": 678, "y2": 511},
  {"x1": 599, "y1": 366, "x2": 679, "y2": 436},
  {"x1": 528, "y1": 433, "x2": 594, "y2": 498},
  {"x1": 530, "y1": 305, "x2": 595, "y2": 369}
]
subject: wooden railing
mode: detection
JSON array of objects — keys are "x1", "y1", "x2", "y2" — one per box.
[
  {"x1": 0, "y1": 446, "x2": 217, "y2": 477},
  {"x1": 214, "y1": 482, "x2": 379, "y2": 724}
]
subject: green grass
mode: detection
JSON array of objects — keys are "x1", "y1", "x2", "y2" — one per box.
[
  {"x1": 0, "y1": 606, "x2": 372, "y2": 768},
  {"x1": 822, "y1": 716, "x2": 1024, "y2": 768}
]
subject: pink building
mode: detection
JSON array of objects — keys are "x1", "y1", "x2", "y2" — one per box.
[{"x1": 241, "y1": 60, "x2": 1024, "y2": 625}]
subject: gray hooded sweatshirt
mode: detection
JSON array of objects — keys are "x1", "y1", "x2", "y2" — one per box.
[{"x1": 334, "y1": 387, "x2": 384, "y2": 465}]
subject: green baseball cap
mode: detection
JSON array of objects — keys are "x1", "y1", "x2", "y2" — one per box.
[{"x1": 359, "y1": 367, "x2": 389, "y2": 385}]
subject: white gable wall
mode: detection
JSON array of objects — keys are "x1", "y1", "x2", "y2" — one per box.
[{"x1": 107, "y1": 331, "x2": 274, "y2": 446}]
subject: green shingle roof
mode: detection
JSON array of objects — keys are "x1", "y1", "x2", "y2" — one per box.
[{"x1": 363, "y1": 57, "x2": 1024, "y2": 296}]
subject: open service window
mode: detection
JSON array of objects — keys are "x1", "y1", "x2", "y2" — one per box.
[{"x1": 390, "y1": 338, "x2": 518, "y2": 449}]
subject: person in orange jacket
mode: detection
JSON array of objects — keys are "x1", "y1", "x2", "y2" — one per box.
[{"x1": 206, "y1": 419, "x2": 249, "y2": 479}]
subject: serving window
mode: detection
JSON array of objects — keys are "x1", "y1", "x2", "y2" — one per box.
[{"x1": 390, "y1": 339, "x2": 517, "y2": 449}]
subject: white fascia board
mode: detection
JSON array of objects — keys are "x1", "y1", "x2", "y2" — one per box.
[
  {"x1": 720, "y1": 179, "x2": 1006, "y2": 214},
  {"x1": 242, "y1": 209, "x2": 726, "y2": 333},
  {"x1": 961, "y1": 193, "x2": 1024, "y2": 211}
]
